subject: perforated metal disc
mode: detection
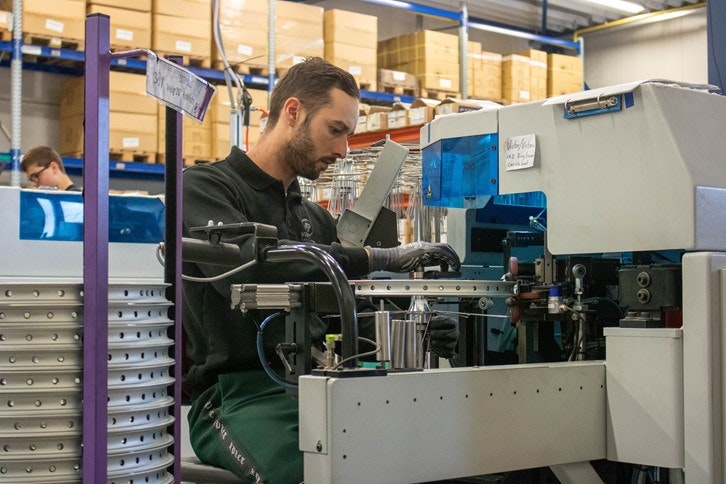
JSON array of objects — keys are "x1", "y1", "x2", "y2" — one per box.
[{"x1": 0, "y1": 279, "x2": 176, "y2": 483}]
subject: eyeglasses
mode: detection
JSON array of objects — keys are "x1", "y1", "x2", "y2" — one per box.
[{"x1": 27, "y1": 166, "x2": 49, "y2": 183}]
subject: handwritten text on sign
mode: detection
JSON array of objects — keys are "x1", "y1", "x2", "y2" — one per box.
[
  {"x1": 145, "y1": 52, "x2": 216, "y2": 122},
  {"x1": 504, "y1": 134, "x2": 536, "y2": 171}
]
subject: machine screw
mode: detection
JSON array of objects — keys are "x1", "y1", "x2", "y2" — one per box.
[
  {"x1": 316, "y1": 441, "x2": 323, "y2": 452},
  {"x1": 636, "y1": 271, "x2": 651, "y2": 287},
  {"x1": 490, "y1": 178, "x2": 497, "y2": 184},
  {"x1": 636, "y1": 289, "x2": 651, "y2": 304}
]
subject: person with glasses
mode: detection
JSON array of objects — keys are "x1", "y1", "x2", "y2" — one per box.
[{"x1": 21, "y1": 146, "x2": 82, "y2": 191}]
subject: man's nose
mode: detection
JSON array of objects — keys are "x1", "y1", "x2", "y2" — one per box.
[{"x1": 333, "y1": 138, "x2": 349, "y2": 159}]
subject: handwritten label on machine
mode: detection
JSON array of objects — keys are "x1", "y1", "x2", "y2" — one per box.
[
  {"x1": 145, "y1": 52, "x2": 216, "y2": 122},
  {"x1": 504, "y1": 134, "x2": 536, "y2": 171}
]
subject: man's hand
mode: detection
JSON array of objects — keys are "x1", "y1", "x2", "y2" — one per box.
[
  {"x1": 367, "y1": 241, "x2": 461, "y2": 273},
  {"x1": 427, "y1": 315, "x2": 459, "y2": 359}
]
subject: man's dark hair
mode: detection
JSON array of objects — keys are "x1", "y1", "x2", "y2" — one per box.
[
  {"x1": 266, "y1": 57, "x2": 360, "y2": 129},
  {"x1": 21, "y1": 146, "x2": 66, "y2": 173}
]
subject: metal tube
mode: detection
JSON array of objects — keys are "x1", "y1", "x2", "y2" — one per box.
[
  {"x1": 459, "y1": 1, "x2": 468, "y2": 100},
  {"x1": 390, "y1": 319, "x2": 406, "y2": 369},
  {"x1": 164, "y1": 55, "x2": 184, "y2": 484},
  {"x1": 374, "y1": 303, "x2": 391, "y2": 362},
  {"x1": 83, "y1": 13, "x2": 111, "y2": 483},
  {"x1": 264, "y1": 245, "x2": 359, "y2": 368},
  {"x1": 10, "y1": 0, "x2": 22, "y2": 187}
]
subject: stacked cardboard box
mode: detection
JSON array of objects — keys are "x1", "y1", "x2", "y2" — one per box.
[
  {"x1": 0, "y1": 10, "x2": 10, "y2": 39},
  {"x1": 378, "y1": 30, "x2": 459, "y2": 94},
  {"x1": 157, "y1": 106, "x2": 212, "y2": 165},
  {"x1": 0, "y1": 0, "x2": 85, "y2": 46},
  {"x1": 276, "y1": 1, "x2": 323, "y2": 68},
  {"x1": 473, "y1": 51, "x2": 502, "y2": 100},
  {"x1": 213, "y1": 0, "x2": 268, "y2": 70},
  {"x1": 548, "y1": 53, "x2": 584, "y2": 96},
  {"x1": 466, "y1": 41, "x2": 481, "y2": 99},
  {"x1": 520, "y1": 49, "x2": 548, "y2": 101},
  {"x1": 502, "y1": 54, "x2": 531, "y2": 104},
  {"x1": 58, "y1": 72, "x2": 158, "y2": 157},
  {"x1": 152, "y1": 0, "x2": 211, "y2": 60},
  {"x1": 323, "y1": 9, "x2": 377, "y2": 91},
  {"x1": 210, "y1": 88, "x2": 267, "y2": 159},
  {"x1": 87, "y1": 0, "x2": 152, "y2": 50}
]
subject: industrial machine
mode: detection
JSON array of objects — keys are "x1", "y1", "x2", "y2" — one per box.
[
  {"x1": 0, "y1": 187, "x2": 174, "y2": 483},
  {"x1": 290, "y1": 80, "x2": 726, "y2": 483}
]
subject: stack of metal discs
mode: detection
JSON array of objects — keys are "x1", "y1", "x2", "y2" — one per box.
[{"x1": 0, "y1": 279, "x2": 175, "y2": 483}]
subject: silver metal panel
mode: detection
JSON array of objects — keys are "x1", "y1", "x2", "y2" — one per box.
[
  {"x1": 696, "y1": 186, "x2": 726, "y2": 250},
  {"x1": 301, "y1": 362, "x2": 606, "y2": 484},
  {"x1": 350, "y1": 278, "x2": 515, "y2": 298},
  {"x1": 682, "y1": 253, "x2": 726, "y2": 483},
  {"x1": 337, "y1": 140, "x2": 409, "y2": 247},
  {"x1": 605, "y1": 327, "x2": 684, "y2": 467},
  {"x1": 299, "y1": 375, "x2": 329, "y2": 454}
]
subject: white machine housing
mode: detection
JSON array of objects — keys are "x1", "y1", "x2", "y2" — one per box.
[{"x1": 421, "y1": 80, "x2": 726, "y2": 255}]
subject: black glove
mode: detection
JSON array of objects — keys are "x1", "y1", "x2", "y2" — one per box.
[
  {"x1": 367, "y1": 241, "x2": 461, "y2": 273},
  {"x1": 427, "y1": 315, "x2": 459, "y2": 359}
]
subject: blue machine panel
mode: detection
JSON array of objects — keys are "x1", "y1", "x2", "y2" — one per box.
[
  {"x1": 20, "y1": 191, "x2": 165, "y2": 243},
  {"x1": 422, "y1": 133, "x2": 499, "y2": 208}
]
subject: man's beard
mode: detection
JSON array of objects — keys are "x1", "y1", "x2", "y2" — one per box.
[{"x1": 282, "y1": 120, "x2": 335, "y2": 180}]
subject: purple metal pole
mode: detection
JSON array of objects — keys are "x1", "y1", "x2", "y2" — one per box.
[
  {"x1": 83, "y1": 13, "x2": 111, "y2": 483},
  {"x1": 164, "y1": 55, "x2": 185, "y2": 484}
]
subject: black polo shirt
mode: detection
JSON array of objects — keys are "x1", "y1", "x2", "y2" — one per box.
[{"x1": 181, "y1": 146, "x2": 369, "y2": 399}]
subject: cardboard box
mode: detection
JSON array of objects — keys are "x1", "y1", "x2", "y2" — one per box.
[
  {"x1": 324, "y1": 42, "x2": 376, "y2": 88},
  {"x1": 88, "y1": 0, "x2": 152, "y2": 12},
  {"x1": 407, "y1": 98, "x2": 438, "y2": 126},
  {"x1": 502, "y1": 54, "x2": 531, "y2": 104},
  {"x1": 323, "y1": 9, "x2": 377, "y2": 47},
  {"x1": 87, "y1": 5, "x2": 151, "y2": 48},
  {"x1": 467, "y1": 41, "x2": 482, "y2": 71},
  {"x1": 153, "y1": 0, "x2": 211, "y2": 20},
  {"x1": 152, "y1": 14, "x2": 211, "y2": 57},
  {"x1": 366, "y1": 106, "x2": 390, "y2": 132},
  {"x1": 5, "y1": 0, "x2": 86, "y2": 41},
  {"x1": 214, "y1": 25, "x2": 267, "y2": 66},
  {"x1": 209, "y1": 87, "x2": 268, "y2": 124},
  {"x1": 59, "y1": 112, "x2": 157, "y2": 155},
  {"x1": 60, "y1": 73, "x2": 157, "y2": 117},
  {"x1": 435, "y1": 98, "x2": 500, "y2": 116},
  {"x1": 548, "y1": 53, "x2": 583, "y2": 72},
  {"x1": 378, "y1": 69, "x2": 419, "y2": 92},
  {"x1": 276, "y1": 0, "x2": 323, "y2": 66},
  {"x1": 0, "y1": 10, "x2": 10, "y2": 32},
  {"x1": 355, "y1": 104, "x2": 370, "y2": 134},
  {"x1": 276, "y1": 34, "x2": 323, "y2": 67},
  {"x1": 387, "y1": 102, "x2": 410, "y2": 129}
]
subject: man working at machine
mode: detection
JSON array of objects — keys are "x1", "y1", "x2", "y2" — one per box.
[{"x1": 182, "y1": 57, "x2": 460, "y2": 483}]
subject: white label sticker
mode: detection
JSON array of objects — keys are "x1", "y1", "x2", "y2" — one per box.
[
  {"x1": 392, "y1": 71, "x2": 406, "y2": 81},
  {"x1": 237, "y1": 44, "x2": 253, "y2": 56},
  {"x1": 348, "y1": 66, "x2": 362, "y2": 76},
  {"x1": 115, "y1": 28, "x2": 134, "y2": 41},
  {"x1": 0, "y1": 11, "x2": 9, "y2": 25},
  {"x1": 439, "y1": 78, "x2": 453, "y2": 89},
  {"x1": 175, "y1": 40, "x2": 192, "y2": 52},
  {"x1": 146, "y1": 52, "x2": 216, "y2": 121},
  {"x1": 21, "y1": 45, "x2": 42, "y2": 56},
  {"x1": 45, "y1": 18, "x2": 64, "y2": 33},
  {"x1": 122, "y1": 137, "x2": 140, "y2": 148},
  {"x1": 292, "y1": 56, "x2": 306, "y2": 65},
  {"x1": 520, "y1": 90, "x2": 531, "y2": 100},
  {"x1": 504, "y1": 134, "x2": 536, "y2": 171}
]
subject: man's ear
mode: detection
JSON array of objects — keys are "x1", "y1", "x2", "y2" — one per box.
[{"x1": 283, "y1": 97, "x2": 302, "y2": 126}]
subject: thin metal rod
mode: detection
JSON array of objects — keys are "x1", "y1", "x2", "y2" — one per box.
[
  {"x1": 10, "y1": 0, "x2": 22, "y2": 186},
  {"x1": 83, "y1": 12, "x2": 111, "y2": 484},
  {"x1": 164, "y1": 54, "x2": 184, "y2": 484}
]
